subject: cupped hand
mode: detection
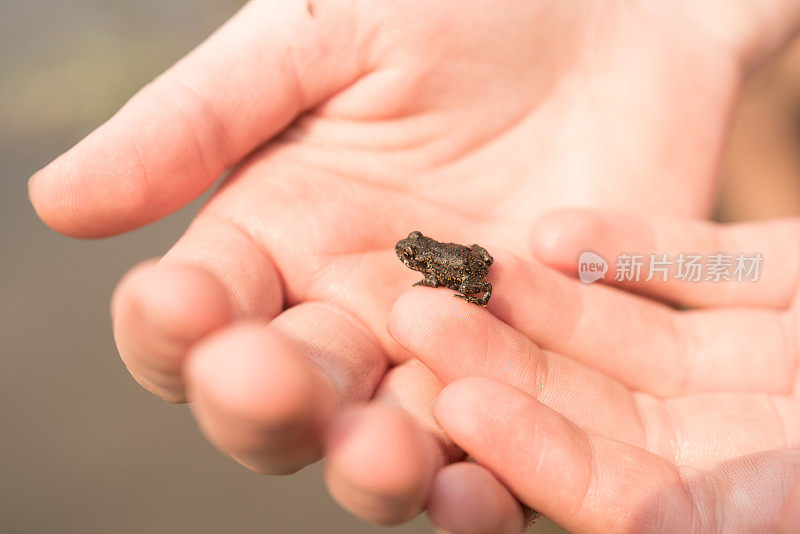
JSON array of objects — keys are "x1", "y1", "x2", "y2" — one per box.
[
  {"x1": 389, "y1": 209, "x2": 800, "y2": 532},
  {"x1": 28, "y1": 0, "x2": 800, "y2": 529}
]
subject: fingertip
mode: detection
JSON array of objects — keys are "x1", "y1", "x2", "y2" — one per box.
[
  {"x1": 114, "y1": 262, "x2": 234, "y2": 343},
  {"x1": 187, "y1": 323, "x2": 335, "y2": 429},
  {"x1": 532, "y1": 209, "x2": 656, "y2": 275},
  {"x1": 387, "y1": 287, "x2": 430, "y2": 344},
  {"x1": 325, "y1": 405, "x2": 442, "y2": 525},
  {"x1": 28, "y1": 160, "x2": 80, "y2": 237},
  {"x1": 27, "y1": 170, "x2": 39, "y2": 205},
  {"x1": 433, "y1": 378, "x2": 497, "y2": 436},
  {"x1": 28, "y1": 163, "x2": 55, "y2": 230},
  {"x1": 111, "y1": 258, "x2": 160, "y2": 324},
  {"x1": 531, "y1": 209, "x2": 605, "y2": 270},
  {"x1": 187, "y1": 323, "x2": 339, "y2": 474},
  {"x1": 112, "y1": 261, "x2": 234, "y2": 402},
  {"x1": 388, "y1": 288, "x2": 477, "y2": 354},
  {"x1": 428, "y1": 463, "x2": 525, "y2": 534},
  {"x1": 28, "y1": 143, "x2": 152, "y2": 238}
]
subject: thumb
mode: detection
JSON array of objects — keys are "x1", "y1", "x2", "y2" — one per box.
[{"x1": 30, "y1": 0, "x2": 372, "y2": 238}]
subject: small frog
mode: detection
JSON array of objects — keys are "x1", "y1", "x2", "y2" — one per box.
[{"x1": 395, "y1": 231, "x2": 493, "y2": 306}]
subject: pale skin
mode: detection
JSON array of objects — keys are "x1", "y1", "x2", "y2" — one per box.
[
  {"x1": 391, "y1": 209, "x2": 800, "y2": 532},
  {"x1": 28, "y1": 0, "x2": 800, "y2": 531}
]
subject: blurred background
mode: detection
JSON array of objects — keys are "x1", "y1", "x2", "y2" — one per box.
[{"x1": 2, "y1": 1, "x2": 799, "y2": 533}]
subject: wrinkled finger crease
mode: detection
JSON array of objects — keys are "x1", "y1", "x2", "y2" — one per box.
[{"x1": 202, "y1": 212, "x2": 288, "y2": 313}]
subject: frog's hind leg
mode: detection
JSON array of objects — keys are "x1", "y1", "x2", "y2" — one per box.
[
  {"x1": 478, "y1": 281, "x2": 492, "y2": 305},
  {"x1": 454, "y1": 281, "x2": 492, "y2": 306}
]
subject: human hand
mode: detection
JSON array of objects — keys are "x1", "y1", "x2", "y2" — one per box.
[
  {"x1": 388, "y1": 209, "x2": 800, "y2": 532},
  {"x1": 28, "y1": 0, "x2": 800, "y2": 528}
]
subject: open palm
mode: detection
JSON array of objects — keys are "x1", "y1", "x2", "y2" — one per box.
[{"x1": 29, "y1": 0, "x2": 798, "y2": 529}]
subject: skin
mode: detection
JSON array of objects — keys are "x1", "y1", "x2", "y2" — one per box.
[
  {"x1": 27, "y1": 0, "x2": 800, "y2": 530},
  {"x1": 388, "y1": 209, "x2": 800, "y2": 532}
]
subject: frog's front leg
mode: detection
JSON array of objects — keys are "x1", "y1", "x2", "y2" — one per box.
[
  {"x1": 454, "y1": 280, "x2": 492, "y2": 306},
  {"x1": 413, "y1": 270, "x2": 440, "y2": 288}
]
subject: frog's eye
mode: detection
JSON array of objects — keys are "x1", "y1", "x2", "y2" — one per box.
[{"x1": 402, "y1": 247, "x2": 414, "y2": 258}]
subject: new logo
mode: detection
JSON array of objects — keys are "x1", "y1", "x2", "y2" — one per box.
[{"x1": 578, "y1": 251, "x2": 608, "y2": 284}]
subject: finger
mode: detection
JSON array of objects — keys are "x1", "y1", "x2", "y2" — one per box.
[
  {"x1": 325, "y1": 357, "x2": 533, "y2": 529},
  {"x1": 324, "y1": 404, "x2": 444, "y2": 526},
  {"x1": 487, "y1": 252, "x2": 794, "y2": 396},
  {"x1": 531, "y1": 208, "x2": 800, "y2": 308},
  {"x1": 325, "y1": 359, "x2": 456, "y2": 525},
  {"x1": 427, "y1": 462, "x2": 528, "y2": 534},
  {"x1": 29, "y1": 0, "x2": 371, "y2": 237},
  {"x1": 435, "y1": 378, "x2": 800, "y2": 533},
  {"x1": 186, "y1": 301, "x2": 387, "y2": 475},
  {"x1": 111, "y1": 215, "x2": 282, "y2": 402},
  {"x1": 111, "y1": 260, "x2": 234, "y2": 403},
  {"x1": 326, "y1": 357, "x2": 540, "y2": 530},
  {"x1": 187, "y1": 323, "x2": 338, "y2": 475},
  {"x1": 389, "y1": 288, "x2": 649, "y2": 448},
  {"x1": 390, "y1": 289, "x2": 799, "y2": 467},
  {"x1": 435, "y1": 378, "x2": 691, "y2": 533}
]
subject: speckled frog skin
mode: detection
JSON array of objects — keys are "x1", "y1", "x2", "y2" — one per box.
[{"x1": 395, "y1": 231, "x2": 493, "y2": 306}]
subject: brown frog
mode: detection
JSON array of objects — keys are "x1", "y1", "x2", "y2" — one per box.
[{"x1": 395, "y1": 231, "x2": 493, "y2": 306}]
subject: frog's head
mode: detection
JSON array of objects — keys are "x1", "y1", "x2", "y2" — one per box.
[{"x1": 395, "y1": 231, "x2": 426, "y2": 271}]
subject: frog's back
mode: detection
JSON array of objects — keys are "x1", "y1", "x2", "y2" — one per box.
[
  {"x1": 435, "y1": 240, "x2": 469, "y2": 256},
  {"x1": 432, "y1": 241, "x2": 488, "y2": 287}
]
